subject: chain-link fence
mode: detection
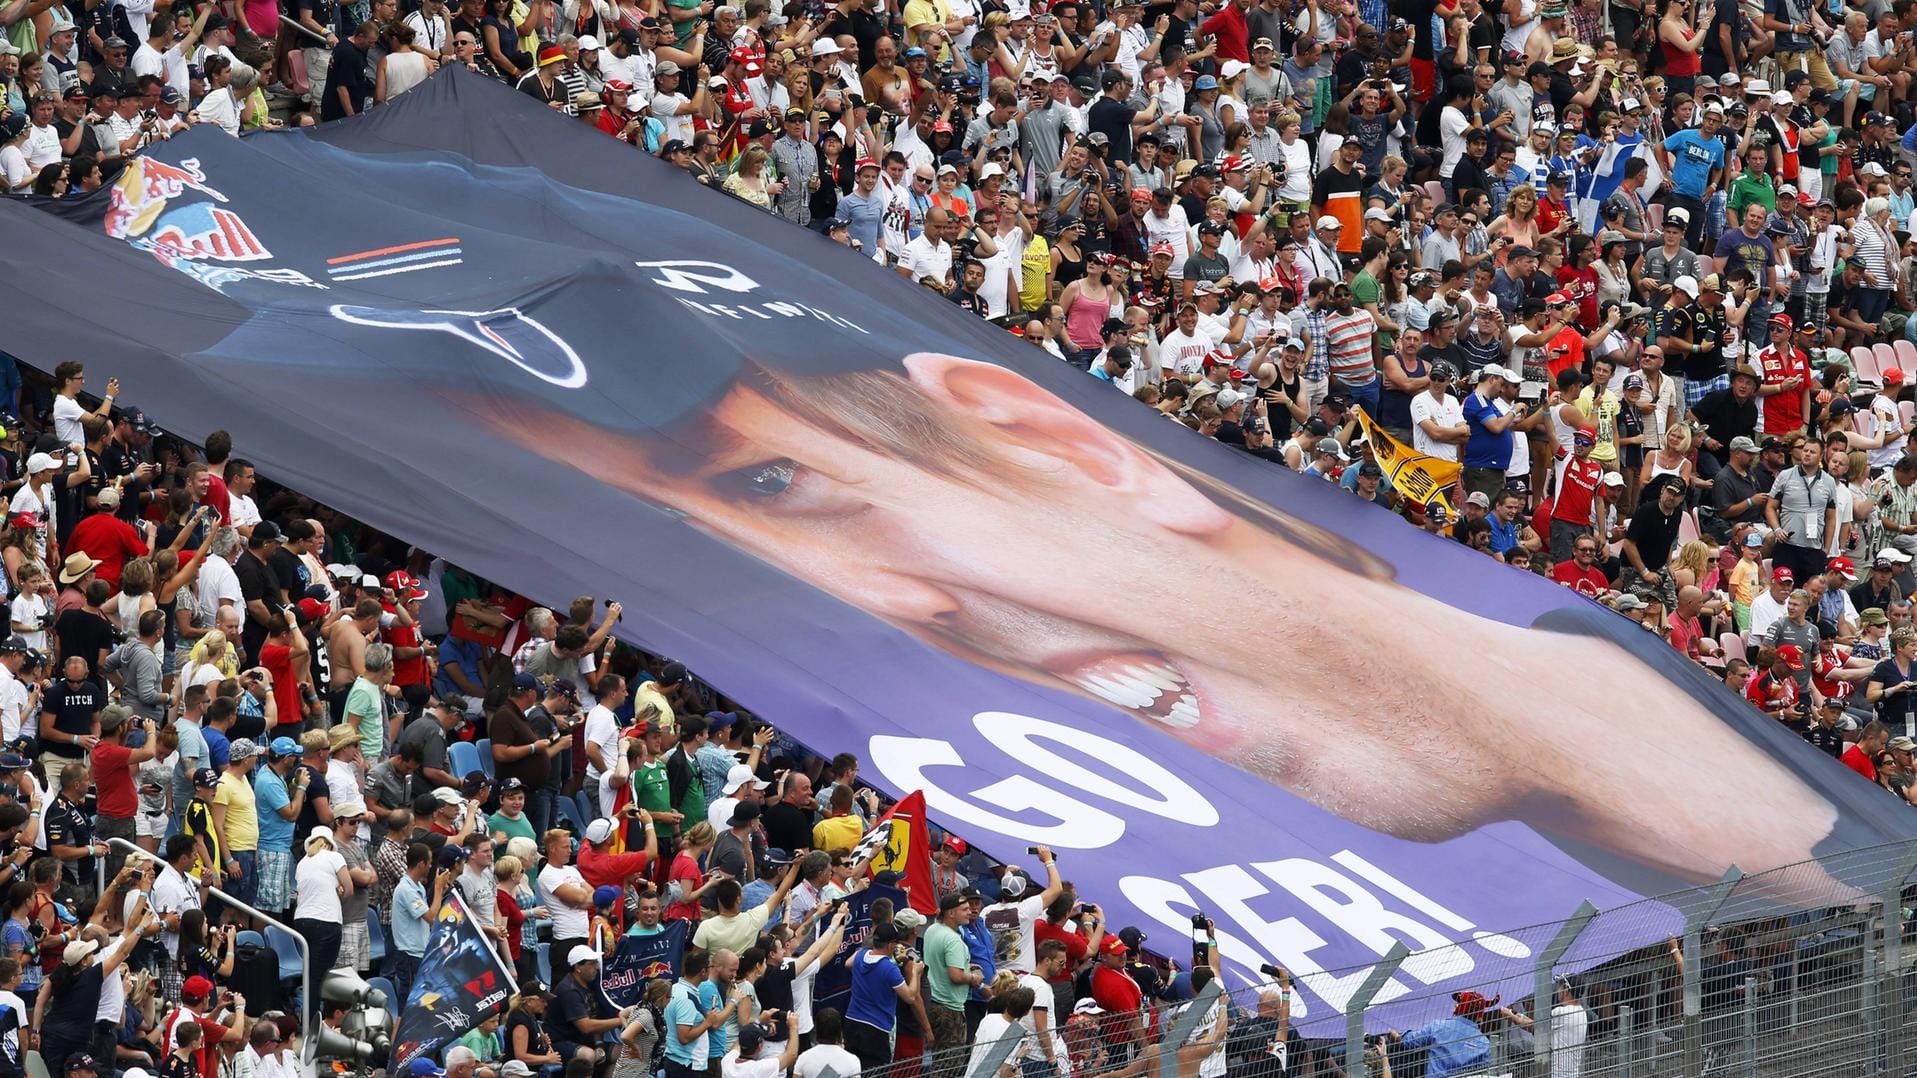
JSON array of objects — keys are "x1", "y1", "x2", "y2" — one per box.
[{"x1": 827, "y1": 839, "x2": 1917, "y2": 1078}]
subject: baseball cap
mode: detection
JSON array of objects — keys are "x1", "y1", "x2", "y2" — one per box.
[
  {"x1": 1864, "y1": 607, "x2": 1892, "y2": 625},
  {"x1": 1728, "y1": 436, "x2": 1760, "y2": 453},
  {"x1": 1891, "y1": 736, "x2": 1917, "y2": 753},
  {"x1": 1775, "y1": 643, "x2": 1806, "y2": 670},
  {"x1": 192, "y1": 767, "x2": 220, "y2": 789},
  {"x1": 409, "y1": 1058, "x2": 447, "y2": 1078},
  {"x1": 1315, "y1": 437, "x2": 1349, "y2": 461},
  {"x1": 1744, "y1": 532, "x2": 1767, "y2": 548},
  {"x1": 1672, "y1": 275, "x2": 1700, "y2": 298},
  {"x1": 1773, "y1": 566, "x2": 1795, "y2": 584},
  {"x1": 268, "y1": 736, "x2": 301, "y2": 758},
  {"x1": 737, "y1": 1024, "x2": 766, "y2": 1055},
  {"x1": 585, "y1": 818, "x2": 616, "y2": 844},
  {"x1": 1118, "y1": 926, "x2": 1147, "y2": 951},
  {"x1": 435, "y1": 844, "x2": 470, "y2": 870},
  {"x1": 182, "y1": 975, "x2": 216, "y2": 999},
  {"x1": 1828, "y1": 556, "x2": 1858, "y2": 580}
]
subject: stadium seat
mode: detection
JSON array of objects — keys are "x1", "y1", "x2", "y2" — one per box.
[
  {"x1": 1677, "y1": 510, "x2": 1699, "y2": 546},
  {"x1": 1852, "y1": 346, "x2": 1880, "y2": 385},
  {"x1": 475, "y1": 738, "x2": 496, "y2": 780},
  {"x1": 1897, "y1": 338, "x2": 1917, "y2": 379},
  {"x1": 1902, "y1": 401, "x2": 1915, "y2": 427},
  {"x1": 554, "y1": 794, "x2": 586, "y2": 835},
  {"x1": 1719, "y1": 633, "x2": 1746, "y2": 665},
  {"x1": 576, "y1": 790, "x2": 598, "y2": 827},
  {"x1": 265, "y1": 925, "x2": 304, "y2": 983},
  {"x1": 537, "y1": 941, "x2": 553, "y2": 985},
  {"x1": 236, "y1": 930, "x2": 265, "y2": 949},
  {"x1": 368, "y1": 975, "x2": 400, "y2": 1013},
  {"x1": 367, "y1": 909, "x2": 386, "y2": 964},
  {"x1": 1423, "y1": 180, "x2": 1445, "y2": 206},
  {"x1": 1874, "y1": 343, "x2": 1902, "y2": 382},
  {"x1": 449, "y1": 740, "x2": 482, "y2": 781},
  {"x1": 1645, "y1": 202, "x2": 1663, "y2": 232}
]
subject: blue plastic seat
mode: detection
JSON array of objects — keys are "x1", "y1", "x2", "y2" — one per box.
[
  {"x1": 235, "y1": 930, "x2": 265, "y2": 950},
  {"x1": 367, "y1": 975, "x2": 400, "y2": 1012},
  {"x1": 448, "y1": 740, "x2": 483, "y2": 781},
  {"x1": 367, "y1": 909, "x2": 386, "y2": 964},
  {"x1": 475, "y1": 739, "x2": 496, "y2": 780},
  {"x1": 553, "y1": 794, "x2": 585, "y2": 835},
  {"x1": 575, "y1": 791, "x2": 598, "y2": 827},
  {"x1": 264, "y1": 925, "x2": 304, "y2": 983},
  {"x1": 536, "y1": 941, "x2": 552, "y2": 985}
]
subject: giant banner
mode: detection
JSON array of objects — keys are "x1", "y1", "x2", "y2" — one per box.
[
  {"x1": 600, "y1": 922, "x2": 690, "y2": 1008},
  {"x1": 3, "y1": 67, "x2": 1915, "y2": 1032}
]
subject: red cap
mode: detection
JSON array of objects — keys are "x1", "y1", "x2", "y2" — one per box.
[
  {"x1": 1149, "y1": 242, "x2": 1174, "y2": 257},
  {"x1": 604, "y1": 78, "x2": 633, "y2": 93},
  {"x1": 1797, "y1": 191, "x2": 1815, "y2": 205},
  {"x1": 1773, "y1": 566, "x2": 1795, "y2": 584},
  {"x1": 536, "y1": 44, "x2": 566, "y2": 66},
  {"x1": 855, "y1": 157, "x2": 880, "y2": 171},
  {"x1": 1130, "y1": 186, "x2": 1153, "y2": 201},
  {"x1": 1258, "y1": 276, "x2": 1282, "y2": 291},
  {"x1": 933, "y1": 120, "x2": 953, "y2": 133},
  {"x1": 383, "y1": 570, "x2": 417, "y2": 594},
  {"x1": 1828, "y1": 556, "x2": 1858, "y2": 580},
  {"x1": 1573, "y1": 426, "x2": 1598, "y2": 443},
  {"x1": 182, "y1": 975, "x2": 215, "y2": 1000},
  {"x1": 1888, "y1": 367, "x2": 1908, "y2": 386},
  {"x1": 1545, "y1": 291, "x2": 1572, "y2": 305},
  {"x1": 729, "y1": 46, "x2": 762, "y2": 70},
  {"x1": 1221, "y1": 154, "x2": 1248, "y2": 171},
  {"x1": 1769, "y1": 311, "x2": 1793, "y2": 332},
  {"x1": 1452, "y1": 991, "x2": 1500, "y2": 1020},
  {"x1": 5, "y1": 512, "x2": 38, "y2": 531},
  {"x1": 1775, "y1": 643, "x2": 1806, "y2": 670},
  {"x1": 1100, "y1": 933, "x2": 1128, "y2": 957},
  {"x1": 296, "y1": 598, "x2": 328, "y2": 623},
  {"x1": 941, "y1": 834, "x2": 968, "y2": 856}
]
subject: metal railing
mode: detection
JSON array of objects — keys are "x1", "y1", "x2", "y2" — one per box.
[
  {"x1": 96, "y1": 836, "x2": 316, "y2": 1068},
  {"x1": 823, "y1": 839, "x2": 1917, "y2": 1078}
]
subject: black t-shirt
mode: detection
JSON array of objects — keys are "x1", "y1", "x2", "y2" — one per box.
[
  {"x1": 759, "y1": 961, "x2": 797, "y2": 1015},
  {"x1": 42, "y1": 678, "x2": 101, "y2": 757},
  {"x1": 53, "y1": 447, "x2": 100, "y2": 550},
  {"x1": 294, "y1": 762, "x2": 329, "y2": 837},
  {"x1": 1625, "y1": 503, "x2": 1682, "y2": 573},
  {"x1": 551, "y1": 974, "x2": 604, "y2": 1045},
  {"x1": 1311, "y1": 161, "x2": 1366, "y2": 207},
  {"x1": 506, "y1": 1009, "x2": 551, "y2": 1060},
  {"x1": 321, "y1": 39, "x2": 372, "y2": 122},
  {"x1": 234, "y1": 550, "x2": 280, "y2": 658},
  {"x1": 1654, "y1": 303, "x2": 1707, "y2": 379},
  {"x1": 1690, "y1": 387, "x2": 1758, "y2": 448},
  {"x1": 1087, "y1": 98, "x2": 1140, "y2": 165},
  {"x1": 761, "y1": 800, "x2": 812, "y2": 854},
  {"x1": 38, "y1": 965, "x2": 104, "y2": 1049},
  {"x1": 53, "y1": 611, "x2": 113, "y2": 682}
]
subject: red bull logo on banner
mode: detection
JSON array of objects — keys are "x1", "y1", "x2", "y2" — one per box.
[{"x1": 104, "y1": 157, "x2": 227, "y2": 240}]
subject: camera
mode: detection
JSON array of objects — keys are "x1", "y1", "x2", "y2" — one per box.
[{"x1": 1260, "y1": 963, "x2": 1287, "y2": 978}]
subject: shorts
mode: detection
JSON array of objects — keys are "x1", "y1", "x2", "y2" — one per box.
[
  {"x1": 255, "y1": 848, "x2": 292, "y2": 912},
  {"x1": 340, "y1": 918, "x2": 370, "y2": 971},
  {"x1": 137, "y1": 809, "x2": 169, "y2": 838},
  {"x1": 1410, "y1": 57, "x2": 1435, "y2": 102}
]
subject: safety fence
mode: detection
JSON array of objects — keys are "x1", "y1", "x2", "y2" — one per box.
[{"x1": 838, "y1": 839, "x2": 1917, "y2": 1078}]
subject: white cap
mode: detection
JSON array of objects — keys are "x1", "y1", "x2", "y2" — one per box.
[
  {"x1": 1220, "y1": 59, "x2": 1247, "y2": 80},
  {"x1": 1315, "y1": 214, "x2": 1341, "y2": 230},
  {"x1": 1703, "y1": 102, "x2": 1726, "y2": 116},
  {"x1": 568, "y1": 945, "x2": 600, "y2": 968},
  {"x1": 1603, "y1": 472, "x2": 1625, "y2": 487},
  {"x1": 1744, "y1": 78, "x2": 1771, "y2": 94},
  {"x1": 24, "y1": 452, "x2": 57, "y2": 474},
  {"x1": 811, "y1": 37, "x2": 842, "y2": 55},
  {"x1": 430, "y1": 785, "x2": 462, "y2": 805},
  {"x1": 1214, "y1": 388, "x2": 1245, "y2": 410},
  {"x1": 723, "y1": 763, "x2": 769, "y2": 795},
  {"x1": 1771, "y1": 90, "x2": 1792, "y2": 107},
  {"x1": 1672, "y1": 275, "x2": 1700, "y2": 298},
  {"x1": 585, "y1": 817, "x2": 615, "y2": 843},
  {"x1": 979, "y1": 162, "x2": 1004, "y2": 180},
  {"x1": 577, "y1": 34, "x2": 600, "y2": 49}
]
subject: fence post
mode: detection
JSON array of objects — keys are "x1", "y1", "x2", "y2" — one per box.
[
  {"x1": 1683, "y1": 867, "x2": 1743, "y2": 1078},
  {"x1": 1867, "y1": 947, "x2": 1884, "y2": 1078},
  {"x1": 1880, "y1": 843, "x2": 1917, "y2": 1078},
  {"x1": 1532, "y1": 899, "x2": 1597, "y2": 1078},
  {"x1": 1618, "y1": 1003, "x2": 1634, "y2": 1078},
  {"x1": 1153, "y1": 976, "x2": 1225, "y2": 1078},
  {"x1": 1741, "y1": 974, "x2": 1757, "y2": 1078},
  {"x1": 1345, "y1": 942, "x2": 1411, "y2": 1078}
]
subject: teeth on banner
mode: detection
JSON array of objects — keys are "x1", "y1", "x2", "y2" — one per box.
[
  {"x1": 1162, "y1": 693, "x2": 1201, "y2": 729},
  {"x1": 1073, "y1": 664, "x2": 1202, "y2": 728}
]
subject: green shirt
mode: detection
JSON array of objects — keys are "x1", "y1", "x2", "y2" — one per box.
[
  {"x1": 488, "y1": 808, "x2": 537, "y2": 857},
  {"x1": 633, "y1": 759, "x2": 676, "y2": 834},
  {"x1": 1350, "y1": 269, "x2": 1389, "y2": 345},
  {"x1": 1726, "y1": 170, "x2": 1776, "y2": 221},
  {"x1": 344, "y1": 676, "x2": 383, "y2": 758},
  {"x1": 922, "y1": 922, "x2": 973, "y2": 1011}
]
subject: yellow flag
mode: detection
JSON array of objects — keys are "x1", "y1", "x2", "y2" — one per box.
[{"x1": 1352, "y1": 406, "x2": 1461, "y2": 516}]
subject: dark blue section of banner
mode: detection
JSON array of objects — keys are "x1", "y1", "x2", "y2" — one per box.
[
  {"x1": 813, "y1": 885, "x2": 908, "y2": 1010},
  {"x1": 601, "y1": 921, "x2": 690, "y2": 1009},
  {"x1": 393, "y1": 894, "x2": 518, "y2": 1071}
]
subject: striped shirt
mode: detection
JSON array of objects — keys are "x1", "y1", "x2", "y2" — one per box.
[
  {"x1": 1323, "y1": 309, "x2": 1378, "y2": 387},
  {"x1": 1301, "y1": 305, "x2": 1330, "y2": 381}
]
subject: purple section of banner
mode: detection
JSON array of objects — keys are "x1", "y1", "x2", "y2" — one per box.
[{"x1": 0, "y1": 68, "x2": 1910, "y2": 1033}]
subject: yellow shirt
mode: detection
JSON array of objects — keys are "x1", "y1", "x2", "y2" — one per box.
[
  {"x1": 1729, "y1": 557, "x2": 1761, "y2": 609},
  {"x1": 1573, "y1": 386, "x2": 1621, "y2": 465},
  {"x1": 633, "y1": 682, "x2": 676, "y2": 734},
  {"x1": 811, "y1": 814, "x2": 864, "y2": 855},
  {"x1": 215, "y1": 771, "x2": 259, "y2": 853},
  {"x1": 901, "y1": 0, "x2": 955, "y2": 59},
  {"x1": 1020, "y1": 235, "x2": 1051, "y2": 312}
]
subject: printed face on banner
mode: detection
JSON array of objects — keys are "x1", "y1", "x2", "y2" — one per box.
[{"x1": 32, "y1": 71, "x2": 1913, "y2": 1030}]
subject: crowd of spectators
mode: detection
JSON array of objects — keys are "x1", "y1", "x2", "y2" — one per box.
[{"x1": 15, "y1": 0, "x2": 1917, "y2": 1069}]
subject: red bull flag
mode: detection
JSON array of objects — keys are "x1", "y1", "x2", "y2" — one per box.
[
  {"x1": 850, "y1": 790, "x2": 938, "y2": 916},
  {"x1": 601, "y1": 920, "x2": 689, "y2": 1007}
]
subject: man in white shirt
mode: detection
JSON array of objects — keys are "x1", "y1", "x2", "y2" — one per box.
[
  {"x1": 195, "y1": 529, "x2": 246, "y2": 636},
  {"x1": 977, "y1": 849, "x2": 1061, "y2": 974},
  {"x1": 898, "y1": 206, "x2": 957, "y2": 287},
  {"x1": 722, "y1": 1014, "x2": 800, "y2": 1078},
  {"x1": 1549, "y1": 976, "x2": 1590, "y2": 1078},
  {"x1": 131, "y1": 4, "x2": 208, "y2": 101},
  {"x1": 976, "y1": 192, "x2": 1023, "y2": 319},
  {"x1": 149, "y1": 833, "x2": 202, "y2": 963},
  {"x1": 580, "y1": 674, "x2": 627, "y2": 802},
  {"x1": 1144, "y1": 191, "x2": 1192, "y2": 277},
  {"x1": 1158, "y1": 304, "x2": 1219, "y2": 382},
  {"x1": 23, "y1": 98, "x2": 62, "y2": 174},
  {"x1": 1410, "y1": 362, "x2": 1468, "y2": 461}
]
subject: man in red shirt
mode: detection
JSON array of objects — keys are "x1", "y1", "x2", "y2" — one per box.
[
  {"x1": 1198, "y1": 0, "x2": 1248, "y2": 64},
  {"x1": 576, "y1": 810, "x2": 657, "y2": 889},
  {"x1": 162, "y1": 975, "x2": 239, "y2": 1078},
  {"x1": 1756, "y1": 312, "x2": 1812, "y2": 436},
  {"x1": 64, "y1": 487, "x2": 149, "y2": 591},
  {"x1": 1667, "y1": 586, "x2": 1721, "y2": 663},
  {"x1": 381, "y1": 573, "x2": 431, "y2": 712},
  {"x1": 1543, "y1": 293, "x2": 1601, "y2": 379},
  {"x1": 198, "y1": 431, "x2": 234, "y2": 524},
  {"x1": 1842, "y1": 720, "x2": 1889, "y2": 780},
  {"x1": 1552, "y1": 533, "x2": 1612, "y2": 597},
  {"x1": 1088, "y1": 930, "x2": 1146, "y2": 1052},
  {"x1": 256, "y1": 611, "x2": 312, "y2": 732},
  {"x1": 1547, "y1": 427, "x2": 1608, "y2": 564},
  {"x1": 90, "y1": 703, "x2": 165, "y2": 877}
]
